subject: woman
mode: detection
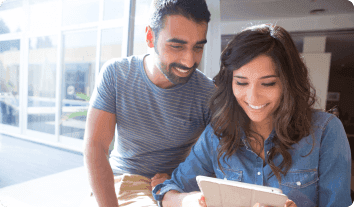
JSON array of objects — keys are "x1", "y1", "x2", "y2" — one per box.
[{"x1": 152, "y1": 24, "x2": 352, "y2": 207}]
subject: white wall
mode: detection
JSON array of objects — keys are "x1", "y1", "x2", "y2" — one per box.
[
  {"x1": 302, "y1": 53, "x2": 332, "y2": 110},
  {"x1": 221, "y1": 13, "x2": 354, "y2": 34},
  {"x1": 202, "y1": 0, "x2": 221, "y2": 79}
]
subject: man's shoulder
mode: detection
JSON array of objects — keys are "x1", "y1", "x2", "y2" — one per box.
[
  {"x1": 100, "y1": 55, "x2": 146, "y2": 78},
  {"x1": 190, "y1": 69, "x2": 215, "y2": 90},
  {"x1": 102, "y1": 55, "x2": 144, "y2": 70}
]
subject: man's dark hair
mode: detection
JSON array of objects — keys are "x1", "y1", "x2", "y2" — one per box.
[{"x1": 149, "y1": 0, "x2": 211, "y2": 40}]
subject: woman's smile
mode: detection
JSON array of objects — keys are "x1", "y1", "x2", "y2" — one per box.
[{"x1": 246, "y1": 102, "x2": 269, "y2": 110}]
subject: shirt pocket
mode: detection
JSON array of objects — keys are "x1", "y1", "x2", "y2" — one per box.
[
  {"x1": 216, "y1": 168, "x2": 243, "y2": 181},
  {"x1": 164, "y1": 116, "x2": 197, "y2": 145},
  {"x1": 280, "y1": 168, "x2": 319, "y2": 189},
  {"x1": 279, "y1": 169, "x2": 319, "y2": 207}
]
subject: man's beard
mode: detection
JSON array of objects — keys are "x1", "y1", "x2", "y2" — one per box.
[
  {"x1": 154, "y1": 42, "x2": 198, "y2": 85},
  {"x1": 159, "y1": 61, "x2": 198, "y2": 85}
]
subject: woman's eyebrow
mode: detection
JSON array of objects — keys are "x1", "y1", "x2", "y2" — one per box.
[
  {"x1": 233, "y1": 75, "x2": 246, "y2": 79},
  {"x1": 260, "y1": 75, "x2": 278, "y2": 79},
  {"x1": 233, "y1": 75, "x2": 278, "y2": 79}
]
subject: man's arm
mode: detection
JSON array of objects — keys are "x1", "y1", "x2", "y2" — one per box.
[{"x1": 83, "y1": 106, "x2": 119, "y2": 207}]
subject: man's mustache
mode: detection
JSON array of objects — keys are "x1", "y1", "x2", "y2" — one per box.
[{"x1": 170, "y1": 62, "x2": 198, "y2": 71}]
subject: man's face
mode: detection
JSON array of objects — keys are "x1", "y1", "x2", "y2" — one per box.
[{"x1": 153, "y1": 15, "x2": 208, "y2": 85}]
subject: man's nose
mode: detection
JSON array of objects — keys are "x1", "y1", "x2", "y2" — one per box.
[{"x1": 180, "y1": 50, "x2": 195, "y2": 68}]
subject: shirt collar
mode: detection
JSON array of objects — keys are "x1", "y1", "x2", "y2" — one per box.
[{"x1": 240, "y1": 128, "x2": 277, "y2": 144}]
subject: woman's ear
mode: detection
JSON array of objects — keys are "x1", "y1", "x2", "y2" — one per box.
[{"x1": 145, "y1": 26, "x2": 155, "y2": 48}]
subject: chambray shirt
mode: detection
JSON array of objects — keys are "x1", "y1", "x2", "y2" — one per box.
[{"x1": 153, "y1": 111, "x2": 352, "y2": 207}]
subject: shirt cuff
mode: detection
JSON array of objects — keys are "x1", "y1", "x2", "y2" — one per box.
[{"x1": 152, "y1": 183, "x2": 184, "y2": 204}]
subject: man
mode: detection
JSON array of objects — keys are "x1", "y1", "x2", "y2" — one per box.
[{"x1": 83, "y1": 0, "x2": 214, "y2": 206}]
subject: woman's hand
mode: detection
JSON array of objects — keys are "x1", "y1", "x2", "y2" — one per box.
[
  {"x1": 284, "y1": 199, "x2": 297, "y2": 207},
  {"x1": 163, "y1": 190, "x2": 206, "y2": 207},
  {"x1": 253, "y1": 199, "x2": 297, "y2": 207},
  {"x1": 181, "y1": 192, "x2": 206, "y2": 207}
]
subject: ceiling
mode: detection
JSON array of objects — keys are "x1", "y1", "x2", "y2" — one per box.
[
  {"x1": 220, "y1": 0, "x2": 354, "y2": 21},
  {"x1": 220, "y1": 0, "x2": 354, "y2": 78}
]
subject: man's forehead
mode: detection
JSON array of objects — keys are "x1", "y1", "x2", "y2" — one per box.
[
  {"x1": 163, "y1": 14, "x2": 208, "y2": 27},
  {"x1": 159, "y1": 15, "x2": 208, "y2": 44}
]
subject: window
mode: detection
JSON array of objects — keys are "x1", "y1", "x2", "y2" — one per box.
[
  {"x1": 62, "y1": 0, "x2": 99, "y2": 26},
  {"x1": 0, "y1": 39, "x2": 20, "y2": 127},
  {"x1": 100, "y1": 27, "x2": 124, "y2": 69},
  {"x1": 27, "y1": 35, "x2": 57, "y2": 134},
  {"x1": 0, "y1": 0, "x2": 23, "y2": 34},
  {"x1": 133, "y1": 0, "x2": 152, "y2": 55},
  {"x1": 103, "y1": 0, "x2": 125, "y2": 21},
  {"x1": 29, "y1": 0, "x2": 61, "y2": 32},
  {"x1": 61, "y1": 30, "x2": 97, "y2": 139},
  {"x1": 0, "y1": 0, "x2": 156, "y2": 151}
]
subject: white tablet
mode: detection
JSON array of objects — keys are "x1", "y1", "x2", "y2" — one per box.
[{"x1": 196, "y1": 175, "x2": 288, "y2": 207}]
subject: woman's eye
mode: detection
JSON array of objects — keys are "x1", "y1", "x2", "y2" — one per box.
[
  {"x1": 262, "y1": 82, "x2": 276, "y2": 87},
  {"x1": 236, "y1": 82, "x2": 248, "y2": 86}
]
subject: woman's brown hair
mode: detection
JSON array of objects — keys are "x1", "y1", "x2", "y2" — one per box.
[{"x1": 209, "y1": 24, "x2": 317, "y2": 182}]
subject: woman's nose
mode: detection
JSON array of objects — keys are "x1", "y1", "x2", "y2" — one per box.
[{"x1": 246, "y1": 84, "x2": 261, "y2": 103}]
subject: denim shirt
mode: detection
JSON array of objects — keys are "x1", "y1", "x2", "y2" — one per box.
[{"x1": 153, "y1": 111, "x2": 352, "y2": 207}]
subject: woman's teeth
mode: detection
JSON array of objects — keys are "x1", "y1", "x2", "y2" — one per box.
[{"x1": 248, "y1": 103, "x2": 267, "y2": 109}]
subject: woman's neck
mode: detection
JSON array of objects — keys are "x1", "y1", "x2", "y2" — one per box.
[{"x1": 250, "y1": 119, "x2": 273, "y2": 140}]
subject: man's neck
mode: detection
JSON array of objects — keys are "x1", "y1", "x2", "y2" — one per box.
[{"x1": 143, "y1": 54, "x2": 175, "y2": 89}]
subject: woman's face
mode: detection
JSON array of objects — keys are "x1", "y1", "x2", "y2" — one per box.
[{"x1": 232, "y1": 55, "x2": 283, "y2": 126}]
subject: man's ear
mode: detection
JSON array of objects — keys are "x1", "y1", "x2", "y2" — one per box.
[{"x1": 145, "y1": 26, "x2": 155, "y2": 48}]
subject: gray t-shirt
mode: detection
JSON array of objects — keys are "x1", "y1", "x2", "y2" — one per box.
[{"x1": 90, "y1": 55, "x2": 215, "y2": 178}]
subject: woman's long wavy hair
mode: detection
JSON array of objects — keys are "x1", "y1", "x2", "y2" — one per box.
[{"x1": 209, "y1": 24, "x2": 317, "y2": 183}]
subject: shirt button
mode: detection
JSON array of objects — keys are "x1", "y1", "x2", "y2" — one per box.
[
  {"x1": 267, "y1": 151, "x2": 270, "y2": 155},
  {"x1": 257, "y1": 172, "x2": 261, "y2": 175},
  {"x1": 296, "y1": 181, "x2": 301, "y2": 186}
]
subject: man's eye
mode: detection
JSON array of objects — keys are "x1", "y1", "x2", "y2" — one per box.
[
  {"x1": 171, "y1": 45, "x2": 182, "y2": 49},
  {"x1": 262, "y1": 82, "x2": 276, "y2": 87},
  {"x1": 236, "y1": 82, "x2": 248, "y2": 86}
]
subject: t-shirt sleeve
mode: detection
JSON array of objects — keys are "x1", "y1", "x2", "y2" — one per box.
[{"x1": 90, "y1": 60, "x2": 117, "y2": 115}]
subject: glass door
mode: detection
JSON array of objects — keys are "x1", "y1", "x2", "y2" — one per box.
[
  {"x1": 27, "y1": 35, "x2": 57, "y2": 136},
  {"x1": 60, "y1": 30, "x2": 97, "y2": 145}
]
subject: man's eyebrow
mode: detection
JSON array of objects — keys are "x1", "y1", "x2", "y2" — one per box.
[
  {"x1": 233, "y1": 75, "x2": 278, "y2": 79},
  {"x1": 167, "y1": 38, "x2": 187, "y2": 44},
  {"x1": 166, "y1": 38, "x2": 207, "y2": 45},
  {"x1": 196, "y1": 39, "x2": 207, "y2": 45}
]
